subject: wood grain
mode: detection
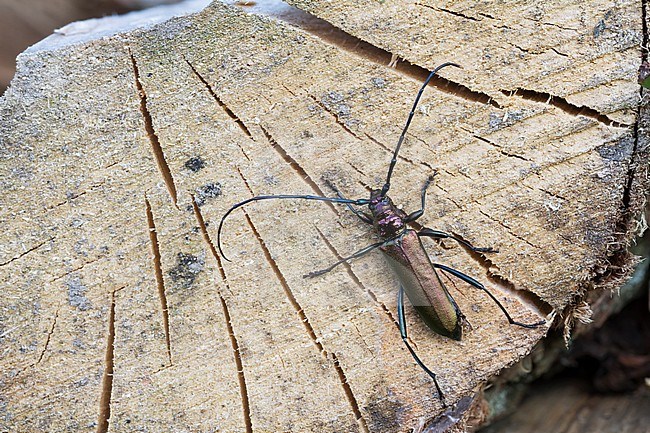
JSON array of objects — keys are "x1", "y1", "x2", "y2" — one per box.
[{"x1": 0, "y1": 1, "x2": 646, "y2": 431}]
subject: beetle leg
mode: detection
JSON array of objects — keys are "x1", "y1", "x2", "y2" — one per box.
[
  {"x1": 405, "y1": 173, "x2": 436, "y2": 223},
  {"x1": 304, "y1": 239, "x2": 393, "y2": 278},
  {"x1": 344, "y1": 202, "x2": 373, "y2": 225},
  {"x1": 398, "y1": 285, "x2": 447, "y2": 406},
  {"x1": 433, "y1": 264, "x2": 546, "y2": 328},
  {"x1": 418, "y1": 228, "x2": 496, "y2": 253},
  {"x1": 325, "y1": 180, "x2": 373, "y2": 224}
]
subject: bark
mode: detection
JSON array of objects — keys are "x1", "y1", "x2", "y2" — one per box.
[{"x1": 0, "y1": 1, "x2": 647, "y2": 432}]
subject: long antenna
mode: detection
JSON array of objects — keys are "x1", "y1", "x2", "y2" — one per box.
[
  {"x1": 380, "y1": 62, "x2": 461, "y2": 196},
  {"x1": 217, "y1": 194, "x2": 369, "y2": 261}
]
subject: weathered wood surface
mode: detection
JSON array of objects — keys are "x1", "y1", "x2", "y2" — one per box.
[{"x1": 0, "y1": 1, "x2": 647, "y2": 432}]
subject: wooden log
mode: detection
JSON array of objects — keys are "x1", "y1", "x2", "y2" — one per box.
[{"x1": 0, "y1": 1, "x2": 647, "y2": 431}]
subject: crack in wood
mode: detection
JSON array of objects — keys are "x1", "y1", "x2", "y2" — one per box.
[
  {"x1": 218, "y1": 293, "x2": 253, "y2": 433},
  {"x1": 145, "y1": 197, "x2": 173, "y2": 366},
  {"x1": 45, "y1": 182, "x2": 106, "y2": 211},
  {"x1": 593, "y1": 4, "x2": 649, "y2": 307},
  {"x1": 56, "y1": 192, "x2": 89, "y2": 208},
  {"x1": 350, "y1": 321, "x2": 374, "y2": 356},
  {"x1": 237, "y1": 143, "x2": 252, "y2": 162},
  {"x1": 96, "y1": 287, "x2": 122, "y2": 433},
  {"x1": 312, "y1": 226, "x2": 399, "y2": 327},
  {"x1": 331, "y1": 352, "x2": 369, "y2": 433},
  {"x1": 465, "y1": 10, "x2": 580, "y2": 33},
  {"x1": 500, "y1": 87, "x2": 630, "y2": 128},
  {"x1": 0, "y1": 237, "x2": 54, "y2": 267},
  {"x1": 509, "y1": 42, "x2": 532, "y2": 55},
  {"x1": 347, "y1": 161, "x2": 368, "y2": 177},
  {"x1": 190, "y1": 194, "x2": 222, "y2": 267},
  {"x1": 306, "y1": 94, "x2": 362, "y2": 140},
  {"x1": 15, "y1": 305, "x2": 62, "y2": 378},
  {"x1": 49, "y1": 257, "x2": 102, "y2": 283},
  {"x1": 235, "y1": 166, "x2": 255, "y2": 197},
  {"x1": 550, "y1": 47, "x2": 569, "y2": 58},
  {"x1": 279, "y1": 83, "x2": 297, "y2": 97},
  {"x1": 242, "y1": 212, "x2": 369, "y2": 432},
  {"x1": 363, "y1": 132, "x2": 428, "y2": 170},
  {"x1": 258, "y1": 124, "x2": 339, "y2": 215},
  {"x1": 468, "y1": 145, "x2": 601, "y2": 204},
  {"x1": 415, "y1": 3, "x2": 481, "y2": 22},
  {"x1": 536, "y1": 186, "x2": 568, "y2": 202},
  {"x1": 477, "y1": 12, "x2": 495, "y2": 20},
  {"x1": 450, "y1": 231, "x2": 552, "y2": 317},
  {"x1": 35, "y1": 307, "x2": 59, "y2": 366},
  {"x1": 477, "y1": 209, "x2": 541, "y2": 250},
  {"x1": 232, "y1": 167, "x2": 368, "y2": 429},
  {"x1": 621, "y1": 4, "x2": 649, "y2": 217},
  {"x1": 229, "y1": 0, "x2": 500, "y2": 108},
  {"x1": 472, "y1": 134, "x2": 531, "y2": 162},
  {"x1": 129, "y1": 51, "x2": 179, "y2": 207},
  {"x1": 244, "y1": 219, "x2": 317, "y2": 340},
  {"x1": 453, "y1": 169, "x2": 473, "y2": 181},
  {"x1": 184, "y1": 57, "x2": 254, "y2": 139},
  {"x1": 527, "y1": 17, "x2": 580, "y2": 33},
  {"x1": 428, "y1": 182, "x2": 463, "y2": 209},
  {"x1": 190, "y1": 194, "x2": 253, "y2": 433}
]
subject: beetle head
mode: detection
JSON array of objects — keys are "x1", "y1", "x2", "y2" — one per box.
[{"x1": 368, "y1": 189, "x2": 406, "y2": 238}]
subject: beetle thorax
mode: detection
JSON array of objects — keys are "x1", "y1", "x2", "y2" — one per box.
[{"x1": 369, "y1": 190, "x2": 407, "y2": 239}]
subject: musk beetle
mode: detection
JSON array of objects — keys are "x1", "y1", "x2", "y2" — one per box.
[{"x1": 217, "y1": 63, "x2": 545, "y2": 405}]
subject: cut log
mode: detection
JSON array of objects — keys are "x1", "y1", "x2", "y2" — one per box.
[{"x1": 0, "y1": 1, "x2": 647, "y2": 432}]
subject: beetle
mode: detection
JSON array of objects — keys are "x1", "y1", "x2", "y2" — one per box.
[{"x1": 217, "y1": 63, "x2": 545, "y2": 405}]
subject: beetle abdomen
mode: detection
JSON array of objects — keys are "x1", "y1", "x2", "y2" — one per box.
[{"x1": 382, "y1": 230, "x2": 463, "y2": 340}]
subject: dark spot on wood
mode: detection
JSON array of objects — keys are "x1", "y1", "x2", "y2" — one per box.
[
  {"x1": 184, "y1": 156, "x2": 206, "y2": 172},
  {"x1": 263, "y1": 175, "x2": 278, "y2": 185},
  {"x1": 364, "y1": 396, "x2": 401, "y2": 432},
  {"x1": 423, "y1": 396, "x2": 475, "y2": 432},
  {"x1": 168, "y1": 252, "x2": 204, "y2": 289},
  {"x1": 66, "y1": 277, "x2": 92, "y2": 311},
  {"x1": 593, "y1": 19, "x2": 606, "y2": 38},
  {"x1": 371, "y1": 77, "x2": 386, "y2": 88},
  {"x1": 488, "y1": 110, "x2": 526, "y2": 130},
  {"x1": 596, "y1": 136, "x2": 634, "y2": 162},
  {"x1": 194, "y1": 182, "x2": 222, "y2": 206},
  {"x1": 321, "y1": 91, "x2": 350, "y2": 117}
]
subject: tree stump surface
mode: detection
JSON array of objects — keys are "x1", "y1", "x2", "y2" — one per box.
[{"x1": 0, "y1": 1, "x2": 647, "y2": 432}]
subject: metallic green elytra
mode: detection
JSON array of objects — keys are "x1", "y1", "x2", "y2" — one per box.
[{"x1": 381, "y1": 230, "x2": 463, "y2": 341}]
